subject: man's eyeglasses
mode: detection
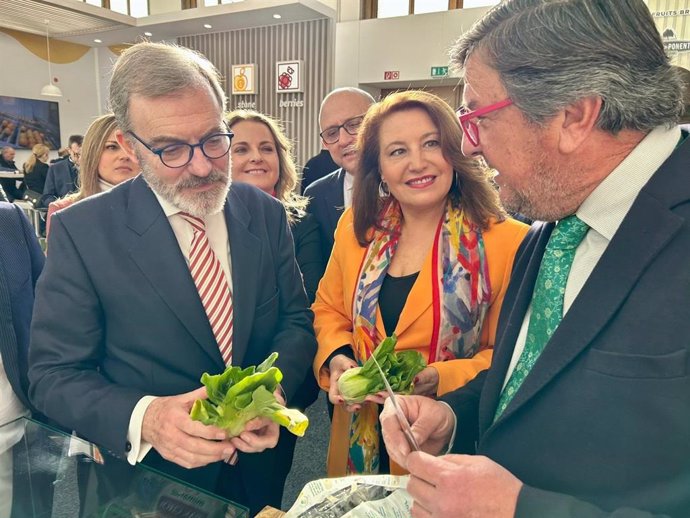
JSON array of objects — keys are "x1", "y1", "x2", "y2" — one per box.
[
  {"x1": 457, "y1": 99, "x2": 513, "y2": 147},
  {"x1": 128, "y1": 130, "x2": 234, "y2": 168},
  {"x1": 319, "y1": 115, "x2": 365, "y2": 144}
]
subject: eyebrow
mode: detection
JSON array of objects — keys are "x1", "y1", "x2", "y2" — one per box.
[
  {"x1": 147, "y1": 126, "x2": 226, "y2": 147},
  {"x1": 383, "y1": 131, "x2": 440, "y2": 148}
]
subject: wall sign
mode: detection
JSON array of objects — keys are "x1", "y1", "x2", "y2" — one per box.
[
  {"x1": 276, "y1": 60, "x2": 303, "y2": 93},
  {"x1": 384, "y1": 70, "x2": 400, "y2": 80},
  {"x1": 231, "y1": 64, "x2": 256, "y2": 95}
]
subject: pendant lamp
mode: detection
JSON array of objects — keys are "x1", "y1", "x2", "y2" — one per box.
[{"x1": 41, "y1": 20, "x2": 62, "y2": 97}]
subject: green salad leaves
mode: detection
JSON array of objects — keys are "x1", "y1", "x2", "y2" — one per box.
[
  {"x1": 337, "y1": 335, "x2": 427, "y2": 404},
  {"x1": 190, "y1": 352, "x2": 309, "y2": 437}
]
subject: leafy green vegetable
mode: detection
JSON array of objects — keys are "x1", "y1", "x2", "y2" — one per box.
[
  {"x1": 337, "y1": 335, "x2": 427, "y2": 404},
  {"x1": 190, "y1": 352, "x2": 309, "y2": 437}
]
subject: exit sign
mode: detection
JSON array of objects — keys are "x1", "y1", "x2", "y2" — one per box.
[
  {"x1": 431, "y1": 66, "x2": 449, "y2": 77},
  {"x1": 384, "y1": 70, "x2": 400, "y2": 80}
]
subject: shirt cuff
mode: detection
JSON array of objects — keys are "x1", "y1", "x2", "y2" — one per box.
[
  {"x1": 438, "y1": 401, "x2": 458, "y2": 455},
  {"x1": 126, "y1": 395, "x2": 157, "y2": 465}
]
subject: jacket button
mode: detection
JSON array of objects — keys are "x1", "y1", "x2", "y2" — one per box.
[{"x1": 125, "y1": 441, "x2": 132, "y2": 452}]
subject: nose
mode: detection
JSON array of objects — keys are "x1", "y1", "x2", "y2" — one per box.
[
  {"x1": 338, "y1": 127, "x2": 355, "y2": 146},
  {"x1": 461, "y1": 133, "x2": 482, "y2": 158},
  {"x1": 408, "y1": 148, "x2": 426, "y2": 172},
  {"x1": 249, "y1": 148, "x2": 263, "y2": 162},
  {"x1": 186, "y1": 144, "x2": 214, "y2": 177}
]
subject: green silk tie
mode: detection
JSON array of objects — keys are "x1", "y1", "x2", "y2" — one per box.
[{"x1": 494, "y1": 215, "x2": 590, "y2": 421}]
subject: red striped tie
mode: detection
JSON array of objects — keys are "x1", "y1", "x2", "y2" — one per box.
[{"x1": 179, "y1": 213, "x2": 233, "y2": 366}]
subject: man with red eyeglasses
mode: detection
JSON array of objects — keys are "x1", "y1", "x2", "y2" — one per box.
[{"x1": 381, "y1": 1, "x2": 690, "y2": 517}]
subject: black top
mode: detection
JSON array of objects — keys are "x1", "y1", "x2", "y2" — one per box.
[
  {"x1": 24, "y1": 161, "x2": 49, "y2": 194},
  {"x1": 379, "y1": 271, "x2": 419, "y2": 336}
]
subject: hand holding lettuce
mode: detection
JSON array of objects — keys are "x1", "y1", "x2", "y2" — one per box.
[
  {"x1": 190, "y1": 352, "x2": 309, "y2": 437},
  {"x1": 337, "y1": 335, "x2": 427, "y2": 405}
]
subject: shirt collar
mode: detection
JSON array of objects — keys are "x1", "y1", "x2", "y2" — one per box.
[{"x1": 577, "y1": 125, "x2": 681, "y2": 241}]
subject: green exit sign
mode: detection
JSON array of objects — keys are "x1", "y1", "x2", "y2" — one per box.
[{"x1": 431, "y1": 66, "x2": 449, "y2": 77}]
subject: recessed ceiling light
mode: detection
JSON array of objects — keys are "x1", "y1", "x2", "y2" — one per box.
[
  {"x1": 273, "y1": 14, "x2": 282, "y2": 19},
  {"x1": 204, "y1": 24, "x2": 212, "y2": 29},
  {"x1": 94, "y1": 39, "x2": 102, "y2": 43},
  {"x1": 144, "y1": 31, "x2": 152, "y2": 37}
]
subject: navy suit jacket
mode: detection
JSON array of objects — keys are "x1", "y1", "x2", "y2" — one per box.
[
  {"x1": 28, "y1": 177, "x2": 317, "y2": 510},
  {"x1": 42, "y1": 158, "x2": 78, "y2": 203},
  {"x1": 303, "y1": 167, "x2": 346, "y2": 260},
  {"x1": 0, "y1": 203, "x2": 44, "y2": 411},
  {"x1": 443, "y1": 136, "x2": 690, "y2": 517}
]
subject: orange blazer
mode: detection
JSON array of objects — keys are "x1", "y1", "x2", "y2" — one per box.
[{"x1": 312, "y1": 209, "x2": 528, "y2": 475}]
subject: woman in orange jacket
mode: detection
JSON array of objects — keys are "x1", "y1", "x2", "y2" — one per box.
[{"x1": 312, "y1": 90, "x2": 528, "y2": 476}]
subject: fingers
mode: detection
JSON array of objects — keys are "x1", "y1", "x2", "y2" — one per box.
[
  {"x1": 230, "y1": 418, "x2": 279, "y2": 453},
  {"x1": 380, "y1": 398, "x2": 412, "y2": 467},
  {"x1": 328, "y1": 355, "x2": 359, "y2": 406}
]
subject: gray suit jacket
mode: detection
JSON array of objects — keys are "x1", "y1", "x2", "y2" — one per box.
[
  {"x1": 443, "y1": 135, "x2": 690, "y2": 517},
  {"x1": 29, "y1": 177, "x2": 316, "y2": 508}
]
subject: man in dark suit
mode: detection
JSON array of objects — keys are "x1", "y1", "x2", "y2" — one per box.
[
  {"x1": 0, "y1": 147, "x2": 23, "y2": 201},
  {"x1": 28, "y1": 42, "x2": 317, "y2": 515},
  {"x1": 0, "y1": 202, "x2": 44, "y2": 515},
  {"x1": 381, "y1": 2, "x2": 690, "y2": 517},
  {"x1": 304, "y1": 88, "x2": 374, "y2": 260},
  {"x1": 40, "y1": 134, "x2": 82, "y2": 205},
  {"x1": 300, "y1": 148, "x2": 337, "y2": 193}
]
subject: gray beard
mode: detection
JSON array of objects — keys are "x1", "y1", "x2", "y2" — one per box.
[{"x1": 139, "y1": 160, "x2": 231, "y2": 217}]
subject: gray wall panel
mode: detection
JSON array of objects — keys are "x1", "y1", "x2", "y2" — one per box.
[{"x1": 179, "y1": 18, "x2": 333, "y2": 172}]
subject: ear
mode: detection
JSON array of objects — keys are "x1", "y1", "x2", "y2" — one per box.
[
  {"x1": 116, "y1": 129, "x2": 138, "y2": 163},
  {"x1": 557, "y1": 96, "x2": 602, "y2": 155}
]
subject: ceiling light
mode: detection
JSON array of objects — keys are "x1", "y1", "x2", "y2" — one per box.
[
  {"x1": 144, "y1": 32, "x2": 152, "y2": 37},
  {"x1": 41, "y1": 20, "x2": 62, "y2": 98},
  {"x1": 204, "y1": 24, "x2": 212, "y2": 29},
  {"x1": 273, "y1": 14, "x2": 282, "y2": 19},
  {"x1": 94, "y1": 39, "x2": 102, "y2": 43}
]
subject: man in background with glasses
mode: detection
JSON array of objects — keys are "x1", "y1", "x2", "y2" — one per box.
[
  {"x1": 304, "y1": 87, "x2": 375, "y2": 260},
  {"x1": 28, "y1": 42, "x2": 317, "y2": 514},
  {"x1": 382, "y1": 1, "x2": 690, "y2": 517}
]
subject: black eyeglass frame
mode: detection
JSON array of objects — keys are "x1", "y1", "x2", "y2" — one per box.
[
  {"x1": 127, "y1": 130, "x2": 234, "y2": 168},
  {"x1": 319, "y1": 114, "x2": 366, "y2": 144}
]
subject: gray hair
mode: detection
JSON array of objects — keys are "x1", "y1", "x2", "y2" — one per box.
[
  {"x1": 319, "y1": 87, "x2": 376, "y2": 124},
  {"x1": 450, "y1": 0, "x2": 684, "y2": 133},
  {"x1": 109, "y1": 42, "x2": 226, "y2": 133}
]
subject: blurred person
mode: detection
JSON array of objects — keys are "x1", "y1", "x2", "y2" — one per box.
[
  {"x1": 300, "y1": 147, "x2": 338, "y2": 193},
  {"x1": 0, "y1": 146, "x2": 23, "y2": 201},
  {"x1": 45, "y1": 114, "x2": 138, "y2": 238},
  {"x1": 313, "y1": 90, "x2": 528, "y2": 476},
  {"x1": 227, "y1": 110, "x2": 325, "y2": 304},
  {"x1": 304, "y1": 88, "x2": 376, "y2": 259},
  {"x1": 28, "y1": 42, "x2": 317, "y2": 514},
  {"x1": 41, "y1": 134, "x2": 83, "y2": 205},
  {"x1": 0, "y1": 202, "x2": 44, "y2": 517},
  {"x1": 380, "y1": 2, "x2": 690, "y2": 517},
  {"x1": 50, "y1": 147, "x2": 70, "y2": 164},
  {"x1": 22, "y1": 144, "x2": 50, "y2": 196}
]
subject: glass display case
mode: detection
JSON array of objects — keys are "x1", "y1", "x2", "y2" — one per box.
[{"x1": 1, "y1": 417, "x2": 249, "y2": 518}]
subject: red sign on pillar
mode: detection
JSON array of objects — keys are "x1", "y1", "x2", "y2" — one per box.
[{"x1": 383, "y1": 71, "x2": 400, "y2": 80}]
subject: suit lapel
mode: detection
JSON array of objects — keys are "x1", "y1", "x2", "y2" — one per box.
[
  {"x1": 225, "y1": 188, "x2": 262, "y2": 368},
  {"x1": 478, "y1": 224, "x2": 551, "y2": 433},
  {"x1": 125, "y1": 177, "x2": 223, "y2": 367}
]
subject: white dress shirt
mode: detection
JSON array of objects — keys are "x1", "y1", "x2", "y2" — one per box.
[
  {"x1": 502, "y1": 125, "x2": 681, "y2": 387},
  {"x1": 126, "y1": 191, "x2": 232, "y2": 464},
  {"x1": 343, "y1": 171, "x2": 355, "y2": 208}
]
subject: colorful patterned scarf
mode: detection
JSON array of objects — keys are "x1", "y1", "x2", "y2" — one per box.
[{"x1": 347, "y1": 199, "x2": 491, "y2": 474}]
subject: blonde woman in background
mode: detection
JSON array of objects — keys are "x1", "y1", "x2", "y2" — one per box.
[
  {"x1": 46, "y1": 114, "x2": 138, "y2": 238},
  {"x1": 23, "y1": 144, "x2": 50, "y2": 195}
]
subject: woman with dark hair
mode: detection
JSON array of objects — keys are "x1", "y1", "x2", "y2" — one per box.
[
  {"x1": 46, "y1": 114, "x2": 137, "y2": 238},
  {"x1": 312, "y1": 90, "x2": 528, "y2": 476},
  {"x1": 227, "y1": 109, "x2": 324, "y2": 303}
]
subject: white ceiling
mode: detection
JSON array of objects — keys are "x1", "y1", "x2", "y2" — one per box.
[{"x1": 0, "y1": 0, "x2": 335, "y2": 46}]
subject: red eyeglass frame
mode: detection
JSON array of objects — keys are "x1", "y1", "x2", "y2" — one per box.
[{"x1": 458, "y1": 98, "x2": 513, "y2": 146}]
